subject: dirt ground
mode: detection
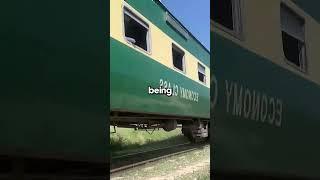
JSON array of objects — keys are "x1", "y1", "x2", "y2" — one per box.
[{"x1": 110, "y1": 145, "x2": 210, "y2": 180}]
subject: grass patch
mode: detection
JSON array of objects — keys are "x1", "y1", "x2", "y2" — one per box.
[
  {"x1": 110, "y1": 127, "x2": 189, "y2": 155},
  {"x1": 176, "y1": 165, "x2": 210, "y2": 180}
]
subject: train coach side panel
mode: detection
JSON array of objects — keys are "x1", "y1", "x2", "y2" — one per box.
[
  {"x1": 110, "y1": 38, "x2": 210, "y2": 119},
  {"x1": 110, "y1": 0, "x2": 210, "y2": 119},
  {"x1": 212, "y1": 32, "x2": 320, "y2": 179},
  {"x1": 124, "y1": 0, "x2": 210, "y2": 68}
]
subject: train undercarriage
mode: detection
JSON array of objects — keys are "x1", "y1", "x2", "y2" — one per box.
[{"x1": 110, "y1": 111, "x2": 209, "y2": 142}]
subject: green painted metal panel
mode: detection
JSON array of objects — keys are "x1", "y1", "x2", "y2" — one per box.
[
  {"x1": 292, "y1": 0, "x2": 320, "y2": 22},
  {"x1": 0, "y1": 0, "x2": 107, "y2": 162},
  {"x1": 124, "y1": 0, "x2": 210, "y2": 67},
  {"x1": 212, "y1": 32, "x2": 320, "y2": 178},
  {"x1": 110, "y1": 38, "x2": 210, "y2": 119}
]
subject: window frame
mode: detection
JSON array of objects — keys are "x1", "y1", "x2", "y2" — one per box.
[
  {"x1": 122, "y1": 5, "x2": 152, "y2": 54},
  {"x1": 197, "y1": 62, "x2": 206, "y2": 84},
  {"x1": 211, "y1": 0, "x2": 243, "y2": 40},
  {"x1": 280, "y1": 3, "x2": 308, "y2": 73},
  {"x1": 171, "y1": 43, "x2": 186, "y2": 74}
]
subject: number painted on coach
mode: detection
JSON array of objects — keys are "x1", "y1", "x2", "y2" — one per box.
[{"x1": 159, "y1": 78, "x2": 199, "y2": 102}]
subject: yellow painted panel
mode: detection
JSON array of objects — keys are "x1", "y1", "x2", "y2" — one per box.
[{"x1": 212, "y1": 0, "x2": 320, "y2": 86}]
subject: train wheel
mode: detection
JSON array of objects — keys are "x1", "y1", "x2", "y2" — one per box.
[{"x1": 182, "y1": 120, "x2": 208, "y2": 143}]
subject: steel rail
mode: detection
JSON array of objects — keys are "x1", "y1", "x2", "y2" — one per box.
[
  {"x1": 111, "y1": 142, "x2": 191, "y2": 159},
  {"x1": 111, "y1": 143, "x2": 208, "y2": 174}
]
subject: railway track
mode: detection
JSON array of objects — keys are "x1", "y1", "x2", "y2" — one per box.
[{"x1": 110, "y1": 142, "x2": 208, "y2": 174}]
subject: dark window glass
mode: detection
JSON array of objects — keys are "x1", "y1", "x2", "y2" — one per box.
[
  {"x1": 124, "y1": 12, "x2": 148, "y2": 51},
  {"x1": 198, "y1": 63, "x2": 206, "y2": 83},
  {"x1": 198, "y1": 72, "x2": 205, "y2": 82},
  {"x1": 282, "y1": 31, "x2": 303, "y2": 67},
  {"x1": 172, "y1": 46, "x2": 184, "y2": 72},
  {"x1": 212, "y1": 0, "x2": 234, "y2": 30},
  {"x1": 280, "y1": 4, "x2": 305, "y2": 70}
]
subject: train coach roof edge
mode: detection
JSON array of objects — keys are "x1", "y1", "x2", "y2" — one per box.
[{"x1": 155, "y1": 0, "x2": 210, "y2": 53}]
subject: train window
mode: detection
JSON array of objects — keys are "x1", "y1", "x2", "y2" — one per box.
[
  {"x1": 198, "y1": 63, "x2": 206, "y2": 84},
  {"x1": 212, "y1": 0, "x2": 242, "y2": 38},
  {"x1": 172, "y1": 44, "x2": 185, "y2": 73},
  {"x1": 281, "y1": 4, "x2": 307, "y2": 72},
  {"x1": 123, "y1": 7, "x2": 150, "y2": 52}
]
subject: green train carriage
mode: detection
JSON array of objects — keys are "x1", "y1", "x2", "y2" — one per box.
[
  {"x1": 212, "y1": 0, "x2": 320, "y2": 178},
  {"x1": 110, "y1": 0, "x2": 210, "y2": 141}
]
